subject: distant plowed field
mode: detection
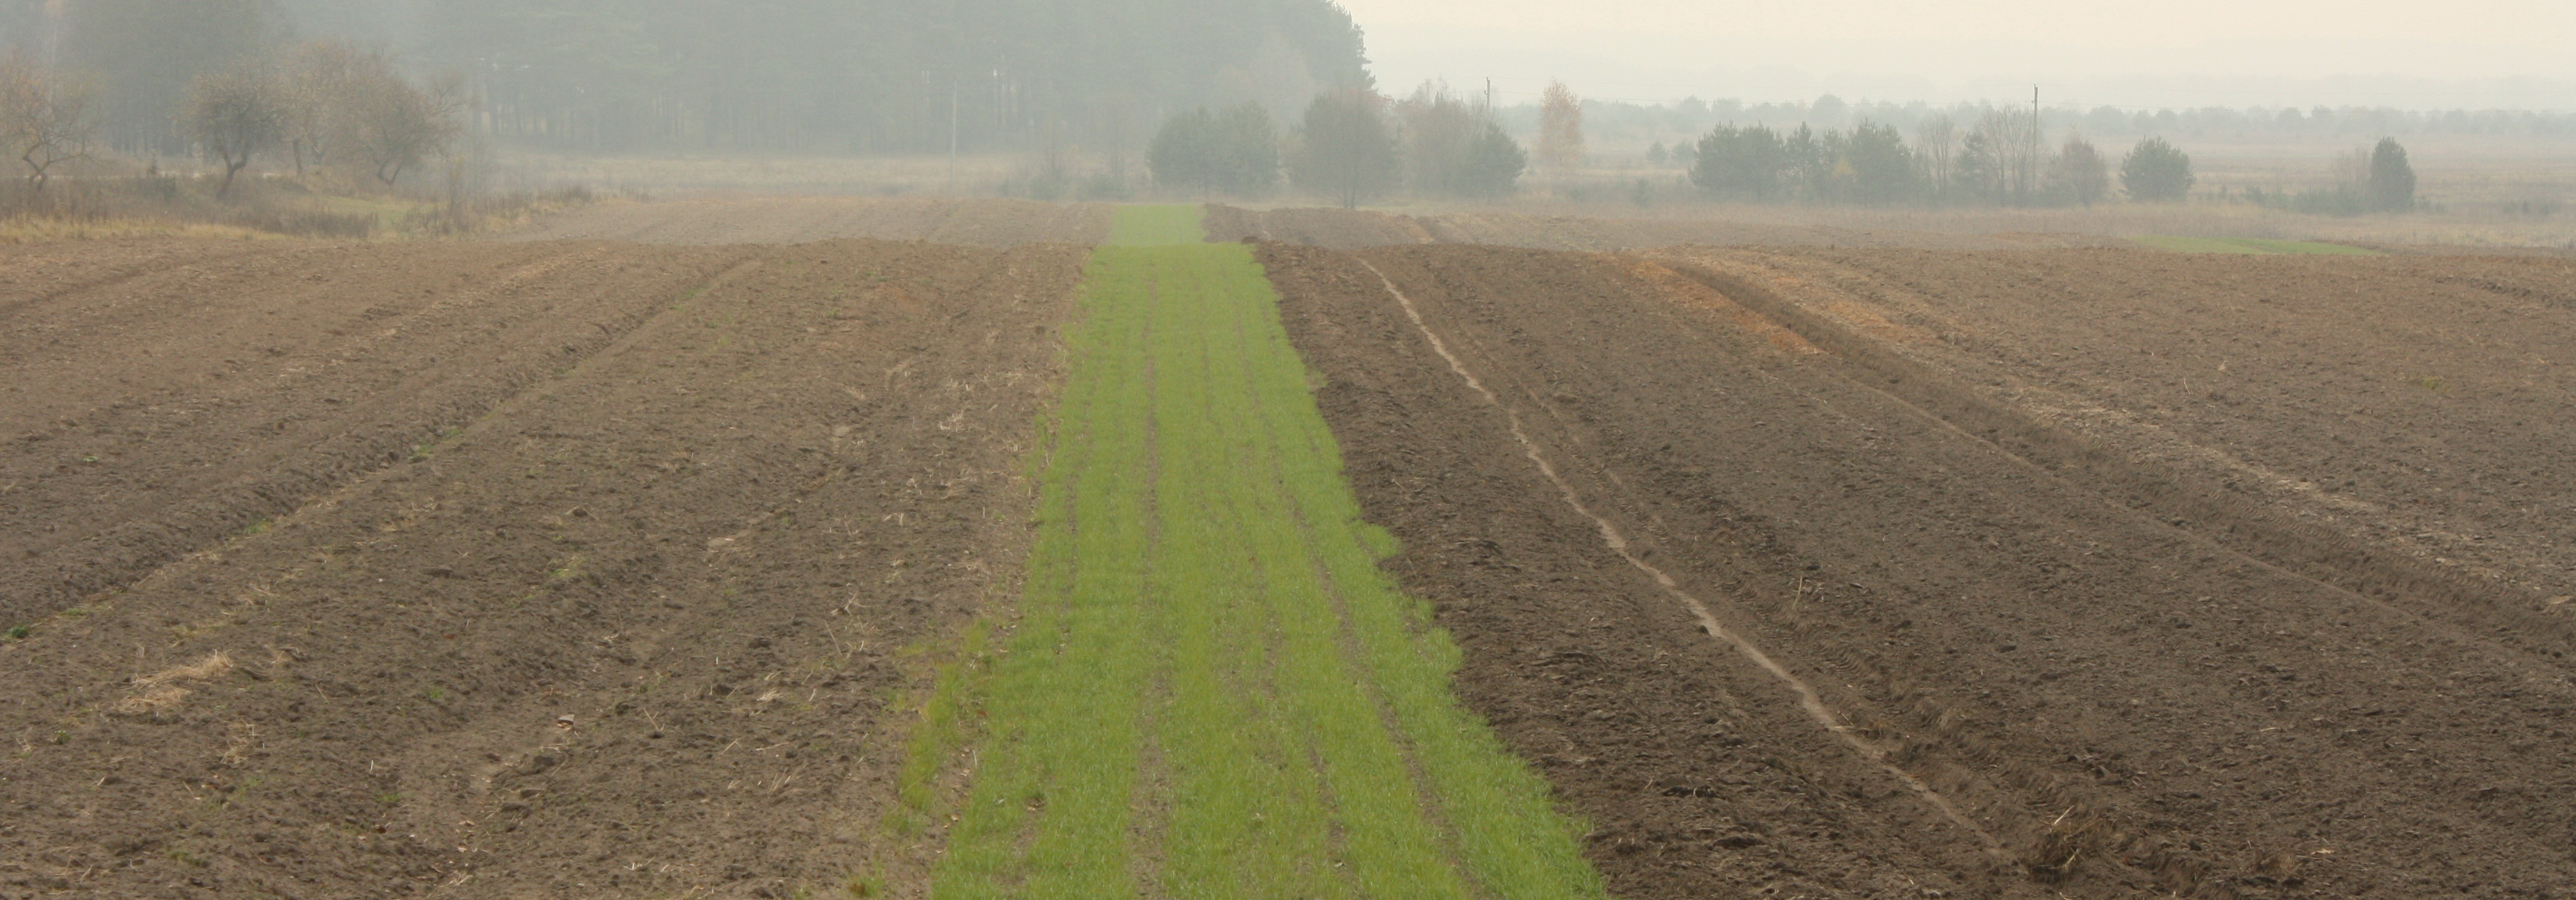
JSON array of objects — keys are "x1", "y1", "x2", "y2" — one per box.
[
  {"x1": 3, "y1": 200, "x2": 2570, "y2": 900},
  {"x1": 516, "y1": 197, "x2": 1110, "y2": 247},
  {"x1": 1206, "y1": 204, "x2": 2127, "y2": 251}
]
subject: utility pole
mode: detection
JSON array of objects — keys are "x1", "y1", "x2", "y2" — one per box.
[
  {"x1": 948, "y1": 82, "x2": 960, "y2": 194},
  {"x1": 2029, "y1": 84, "x2": 2042, "y2": 203}
]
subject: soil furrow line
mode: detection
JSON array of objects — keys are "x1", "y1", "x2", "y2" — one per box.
[
  {"x1": 1357, "y1": 257, "x2": 2010, "y2": 858},
  {"x1": 0, "y1": 243, "x2": 288, "y2": 322},
  {"x1": 1663, "y1": 260, "x2": 2573, "y2": 665}
]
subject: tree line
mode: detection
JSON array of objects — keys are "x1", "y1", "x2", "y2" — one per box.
[
  {"x1": 1543, "y1": 94, "x2": 2576, "y2": 149},
  {"x1": 3, "y1": 35, "x2": 462, "y2": 200},
  {"x1": 1683, "y1": 115, "x2": 2417, "y2": 210},
  {"x1": 1, "y1": 0, "x2": 1373, "y2": 157},
  {"x1": 1145, "y1": 82, "x2": 1530, "y2": 207}
]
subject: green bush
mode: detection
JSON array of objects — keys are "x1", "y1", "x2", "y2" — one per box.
[
  {"x1": 2121, "y1": 137, "x2": 2195, "y2": 202},
  {"x1": 2370, "y1": 138, "x2": 2416, "y2": 212},
  {"x1": 1147, "y1": 103, "x2": 1280, "y2": 199}
]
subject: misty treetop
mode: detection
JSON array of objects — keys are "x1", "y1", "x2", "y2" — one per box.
[
  {"x1": 1149, "y1": 103, "x2": 1280, "y2": 198},
  {"x1": 1690, "y1": 121, "x2": 1920, "y2": 205},
  {"x1": 5, "y1": 0, "x2": 1371, "y2": 155},
  {"x1": 415, "y1": 0, "x2": 1369, "y2": 154}
]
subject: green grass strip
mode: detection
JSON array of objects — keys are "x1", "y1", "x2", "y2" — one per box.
[
  {"x1": 1106, "y1": 204, "x2": 1214, "y2": 247},
  {"x1": 2132, "y1": 235, "x2": 2380, "y2": 255},
  {"x1": 919, "y1": 206, "x2": 1606, "y2": 899}
]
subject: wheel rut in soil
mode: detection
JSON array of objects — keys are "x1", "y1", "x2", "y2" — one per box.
[
  {"x1": 1358, "y1": 257, "x2": 2006, "y2": 857},
  {"x1": 1260, "y1": 241, "x2": 2576, "y2": 900}
]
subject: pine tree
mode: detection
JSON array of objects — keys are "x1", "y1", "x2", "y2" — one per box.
[
  {"x1": 2120, "y1": 137, "x2": 2194, "y2": 202},
  {"x1": 2368, "y1": 138, "x2": 2416, "y2": 212}
]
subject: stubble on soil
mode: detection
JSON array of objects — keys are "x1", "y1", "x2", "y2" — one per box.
[
  {"x1": 515, "y1": 197, "x2": 1112, "y2": 247},
  {"x1": 1259, "y1": 241, "x2": 2576, "y2": 900},
  {"x1": 0, "y1": 237, "x2": 1086, "y2": 900}
]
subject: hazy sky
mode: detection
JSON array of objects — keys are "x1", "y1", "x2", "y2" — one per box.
[{"x1": 1338, "y1": 0, "x2": 2576, "y2": 110}]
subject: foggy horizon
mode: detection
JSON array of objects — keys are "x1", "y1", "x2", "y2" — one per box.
[{"x1": 1346, "y1": 0, "x2": 2576, "y2": 111}]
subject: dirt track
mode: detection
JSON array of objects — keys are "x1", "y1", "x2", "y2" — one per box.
[
  {"x1": 0, "y1": 235, "x2": 1085, "y2": 899},
  {"x1": 1261, "y1": 241, "x2": 2576, "y2": 900}
]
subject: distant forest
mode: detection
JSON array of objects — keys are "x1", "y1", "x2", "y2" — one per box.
[
  {"x1": 0, "y1": 0, "x2": 1373, "y2": 155},
  {"x1": 1520, "y1": 95, "x2": 2576, "y2": 149}
]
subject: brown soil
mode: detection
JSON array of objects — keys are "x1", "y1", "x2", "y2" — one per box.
[
  {"x1": 515, "y1": 197, "x2": 1110, "y2": 247},
  {"x1": 1, "y1": 238, "x2": 747, "y2": 627},
  {"x1": 1659, "y1": 247, "x2": 2576, "y2": 605},
  {"x1": 0, "y1": 236, "x2": 1085, "y2": 899},
  {"x1": 1207, "y1": 204, "x2": 2124, "y2": 252},
  {"x1": 1259, "y1": 241, "x2": 2576, "y2": 900}
]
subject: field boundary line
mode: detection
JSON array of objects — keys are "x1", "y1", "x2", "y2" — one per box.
[{"x1": 1354, "y1": 257, "x2": 2009, "y2": 859}]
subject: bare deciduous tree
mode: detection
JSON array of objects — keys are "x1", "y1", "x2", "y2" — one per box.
[
  {"x1": 1536, "y1": 80, "x2": 1583, "y2": 174},
  {"x1": 1913, "y1": 114, "x2": 1955, "y2": 196},
  {"x1": 350, "y1": 70, "x2": 463, "y2": 185},
  {"x1": 1963, "y1": 109, "x2": 2040, "y2": 204},
  {"x1": 181, "y1": 59, "x2": 287, "y2": 198},
  {"x1": 0, "y1": 54, "x2": 97, "y2": 195},
  {"x1": 279, "y1": 40, "x2": 369, "y2": 176}
]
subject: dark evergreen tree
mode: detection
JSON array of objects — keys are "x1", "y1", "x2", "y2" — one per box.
[
  {"x1": 1452, "y1": 123, "x2": 1525, "y2": 199},
  {"x1": 1148, "y1": 107, "x2": 1220, "y2": 196},
  {"x1": 1208, "y1": 102, "x2": 1280, "y2": 196},
  {"x1": 2049, "y1": 133, "x2": 2110, "y2": 206},
  {"x1": 2120, "y1": 137, "x2": 2195, "y2": 202},
  {"x1": 1842, "y1": 121, "x2": 1917, "y2": 204},
  {"x1": 1689, "y1": 124, "x2": 1790, "y2": 200},
  {"x1": 1149, "y1": 102, "x2": 1278, "y2": 198},
  {"x1": 1289, "y1": 89, "x2": 1395, "y2": 208},
  {"x1": 2369, "y1": 137, "x2": 2415, "y2": 212}
]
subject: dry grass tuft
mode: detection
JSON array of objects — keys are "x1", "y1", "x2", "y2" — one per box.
[
  {"x1": 137, "y1": 651, "x2": 236, "y2": 687},
  {"x1": 113, "y1": 652, "x2": 237, "y2": 715}
]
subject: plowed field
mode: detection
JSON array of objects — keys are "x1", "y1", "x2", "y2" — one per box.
[
  {"x1": 1206, "y1": 204, "x2": 2124, "y2": 252},
  {"x1": 5, "y1": 199, "x2": 2571, "y2": 900},
  {"x1": 1258, "y1": 241, "x2": 2576, "y2": 900},
  {"x1": 0, "y1": 233, "x2": 1086, "y2": 898},
  {"x1": 516, "y1": 198, "x2": 1109, "y2": 247}
]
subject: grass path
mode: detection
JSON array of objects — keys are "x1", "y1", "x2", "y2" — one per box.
[{"x1": 910, "y1": 206, "x2": 1606, "y2": 899}]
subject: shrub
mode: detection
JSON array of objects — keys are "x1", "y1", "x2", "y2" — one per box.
[
  {"x1": 1150, "y1": 103, "x2": 1283, "y2": 198},
  {"x1": 2369, "y1": 138, "x2": 2416, "y2": 212},
  {"x1": 2121, "y1": 137, "x2": 2195, "y2": 202},
  {"x1": 1452, "y1": 123, "x2": 1526, "y2": 200},
  {"x1": 2049, "y1": 134, "x2": 2111, "y2": 206},
  {"x1": 1689, "y1": 124, "x2": 1790, "y2": 200},
  {"x1": 1289, "y1": 90, "x2": 1397, "y2": 208}
]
